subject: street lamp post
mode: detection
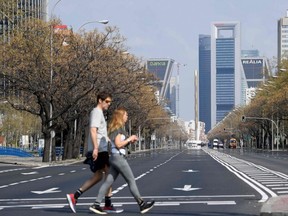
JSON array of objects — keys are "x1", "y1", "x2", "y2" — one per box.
[
  {"x1": 48, "y1": 0, "x2": 64, "y2": 162},
  {"x1": 77, "y1": 20, "x2": 109, "y2": 31}
]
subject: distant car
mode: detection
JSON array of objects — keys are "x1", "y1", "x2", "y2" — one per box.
[
  {"x1": 229, "y1": 138, "x2": 237, "y2": 148},
  {"x1": 213, "y1": 139, "x2": 218, "y2": 149},
  {"x1": 218, "y1": 142, "x2": 224, "y2": 148},
  {"x1": 186, "y1": 140, "x2": 202, "y2": 150}
]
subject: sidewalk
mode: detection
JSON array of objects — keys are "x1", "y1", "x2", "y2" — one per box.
[
  {"x1": 260, "y1": 195, "x2": 288, "y2": 216},
  {"x1": 0, "y1": 155, "x2": 82, "y2": 166}
]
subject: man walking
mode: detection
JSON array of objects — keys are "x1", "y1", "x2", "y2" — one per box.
[{"x1": 66, "y1": 92, "x2": 121, "y2": 213}]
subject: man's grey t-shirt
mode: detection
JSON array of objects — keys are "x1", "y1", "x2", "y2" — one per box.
[{"x1": 87, "y1": 107, "x2": 108, "y2": 152}]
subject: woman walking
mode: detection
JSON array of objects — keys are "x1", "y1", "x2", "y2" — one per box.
[{"x1": 89, "y1": 107, "x2": 155, "y2": 214}]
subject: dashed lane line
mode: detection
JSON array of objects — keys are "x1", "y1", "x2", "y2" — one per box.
[{"x1": 0, "y1": 176, "x2": 51, "y2": 189}]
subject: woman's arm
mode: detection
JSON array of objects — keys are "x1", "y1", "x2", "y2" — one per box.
[{"x1": 114, "y1": 134, "x2": 138, "y2": 149}]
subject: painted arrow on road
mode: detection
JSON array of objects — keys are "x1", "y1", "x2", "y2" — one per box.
[
  {"x1": 173, "y1": 185, "x2": 201, "y2": 191},
  {"x1": 182, "y1": 169, "x2": 198, "y2": 173},
  {"x1": 31, "y1": 187, "x2": 61, "y2": 194}
]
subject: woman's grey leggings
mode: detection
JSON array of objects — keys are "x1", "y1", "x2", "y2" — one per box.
[{"x1": 95, "y1": 153, "x2": 142, "y2": 204}]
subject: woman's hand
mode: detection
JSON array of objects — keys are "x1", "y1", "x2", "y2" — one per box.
[{"x1": 129, "y1": 135, "x2": 138, "y2": 143}]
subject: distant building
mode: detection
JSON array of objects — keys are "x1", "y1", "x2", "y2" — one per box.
[
  {"x1": 241, "y1": 50, "x2": 259, "y2": 58},
  {"x1": 0, "y1": 0, "x2": 48, "y2": 97},
  {"x1": 240, "y1": 55, "x2": 270, "y2": 104},
  {"x1": 0, "y1": 0, "x2": 48, "y2": 42},
  {"x1": 211, "y1": 22, "x2": 241, "y2": 128},
  {"x1": 169, "y1": 76, "x2": 177, "y2": 115},
  {"x1": 184, "y1": 120, "x2": 206, "y2": 141},
  {"x1": 198, "y1": 34, "x2": 211, "y2": 132},
  {"x1": 278, "y1": 10, "x2": 288, "y2": 62},
  {"x1": 245, "y1": 87, "x2": 256, "y2": 105},
  {"x1": 146, "y1": 58, "x2": 175, "y2": 109}
]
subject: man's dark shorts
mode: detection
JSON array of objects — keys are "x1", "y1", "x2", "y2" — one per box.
[{"x1": 83, "y1": 151, "x2": 109, "y2": 173}]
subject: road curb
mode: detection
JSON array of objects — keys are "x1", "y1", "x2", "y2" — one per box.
[
  {"x1": 0, "y1": 156, "x2": 83, "y2": 166},
  {"x1": 260, "y1": 195, "x2": 288, "y2": 216}
]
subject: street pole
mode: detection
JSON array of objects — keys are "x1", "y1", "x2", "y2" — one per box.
[{"x1": 49, "y1": 0, "x2": 64, "y2": 163}]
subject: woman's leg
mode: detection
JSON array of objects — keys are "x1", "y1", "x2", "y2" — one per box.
[{"x1": 110, "y1": 154, "x2": 142, "y2": 203}]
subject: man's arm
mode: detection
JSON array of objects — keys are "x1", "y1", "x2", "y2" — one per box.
[{"x1": 90, "y1": 127, "x2": 99, "y2": 161}]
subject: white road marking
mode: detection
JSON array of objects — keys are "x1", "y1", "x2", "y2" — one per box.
[
  {"x1": 204, "y1": 149, "x2": 277, "y2": 202},
  {"x1": 0, "y1": 176, "x2": 51, "y2": 190},
  {"x1": 31, "y1": 187, "x2": 61, "y2": 194},
  {"x1": 0, "y1": 168, "x2": 26, "y2": 173},
  {"x1": 0, "y1": 197, "x2": 238, "y2": 210},
  {"x1": 267, "y1": 184, "x2": 288, "y2": 187},
  {"x1": 173, "y1": 185, "x2": 201, "y2": 191},
  {"x1": 182, "y1": 169, "x2": 199, "y2": 173},
  {"x1": 21, "y1": 172, "x2": 38, "y2": 175},
  {"x1": 272, "y1": 187, "x2": 288, "y2": 190},
  {"x1": 32, "y1": 205, "x2": 65, "y2": 209}
]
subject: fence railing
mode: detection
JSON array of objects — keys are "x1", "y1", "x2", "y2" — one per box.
[{"x1": 0, "y1": 147, "x2": 34, "y2": 157}]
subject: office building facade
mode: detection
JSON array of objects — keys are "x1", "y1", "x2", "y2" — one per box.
[
  {"x1": 0, "y1": 0, "x2": 48, "y2": 97},
  {"x1": 0, "y1": 0, "x2": 48, "y2": 42},
  {"x1": 278, "y1": 10, "x2": 288, "y2": 62},
  {"x1": 211, "y1": 22, "x2": 241, "y2": 127},
  {"x1": 241, "y1": 56, "x2": 270, "y2": 104},
  {"x1": 169, "y1": 76, "x2": 177, "y2": 115},
  {"x1": 146, "y1": 58, "x2": 175, "y2": 111},
  {"x1": 198, "y1": 34, "x2": 211, "y2": 132}
]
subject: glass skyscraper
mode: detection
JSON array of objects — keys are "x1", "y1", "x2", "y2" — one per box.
[
  {"x1": 211, "y1": 22, "x2": 241, "y2": 127},
  {"x1": 0, "y1": 0, "x2": 48, "y2": 42},
  {"x1": 0, "y1": 0, "x2": 48, "y2": 97},
  {"x1": 198, "y1": 34, "x2": 211, "y2": 132}
]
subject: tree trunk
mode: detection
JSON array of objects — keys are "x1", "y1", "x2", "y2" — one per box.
[
  {"x1": 42, "y1": 132, "x2": 50, "y2": 162},
  {"x1": 73, "y1": 117, "x2": 84, "y2": 158}
]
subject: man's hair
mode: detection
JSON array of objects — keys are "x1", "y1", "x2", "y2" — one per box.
[{"x1": 97, "y1": 91, "x2": 112, "y2": 104}]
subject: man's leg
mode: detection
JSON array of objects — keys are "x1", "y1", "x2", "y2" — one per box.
[
  {"x1": 79, "y1": 170, "x2": 104, "y2": 192},
  {"x1": 66, "y1": 170, "x2": 104, "y2": 213}
]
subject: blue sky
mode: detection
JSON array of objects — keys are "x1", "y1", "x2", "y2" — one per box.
[{"x1": 49, "y1": 0, "x2": 288, "y2": 121}]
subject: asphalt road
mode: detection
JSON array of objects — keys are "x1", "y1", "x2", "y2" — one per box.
[{"x1": 1, "y1": 147, "x2": 286, "y2": 216}]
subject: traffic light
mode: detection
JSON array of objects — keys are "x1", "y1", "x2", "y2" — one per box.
[{"x1": 241, "y1": 115, "x2": 246, "y2": 122}]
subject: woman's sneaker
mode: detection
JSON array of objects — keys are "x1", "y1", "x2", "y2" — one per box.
[
  {"x1": 140, "y1": 200, "x2": 155, "y2": 214},
  {"x1": 89, "y1": 204, "x2": 107, "y2": 215}
]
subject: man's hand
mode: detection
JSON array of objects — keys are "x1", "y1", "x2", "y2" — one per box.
[{"x1": 92, "y1": 148, "x2": 98, "y2": 161}]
